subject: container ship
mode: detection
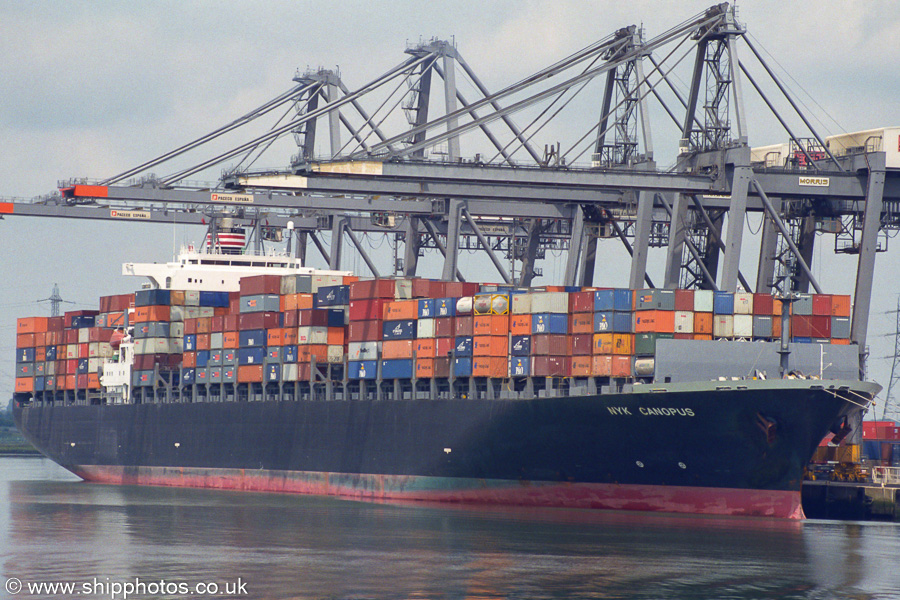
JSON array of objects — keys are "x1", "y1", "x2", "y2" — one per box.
[{"x1": 12, "y1": 246, "x2": 880, "y2": 519}]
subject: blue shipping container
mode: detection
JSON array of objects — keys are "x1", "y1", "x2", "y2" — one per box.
[
  {"x1": 239, "y1": 329, "x2": 267, "y2": 347},
  {"x1": 510, "y1": 335, "x2": 531, "y2": 356},
  {"x1": 315, "y1": 285, "x2": 350, "y2": 307},
  {"x1": 454, "y1": 336, "x2": 473, "y2": 357},
  {"x1": 17, "y1": 348, "x2": 34, "y2": 363},
  {"x1": 238, "y1": 347, "x2": 265, "y2": 365},
  {"x1": 713, "y1": 292, "x2": 735, "y2": 315},
  {"x1": 266, "y1": 363, "x2": 281, "y2": 382},
  {"x1": 418, "y1": 299, "x2": 436, "y2": 319},
  {"x1": 181, "y1": 368, "x2": 196, "y2": 385},
  {"x1": 199, "y1": 290, "x2": 230, "y2": 307},
  {"x1": 33, "y1": 376, "x2": 45, "y2": 392},
  {"x1": 383, "y1": 319, "x2": 416, "y2": 340},
  {"x1": 454, "y1": 357, "x2": 473, "y2": 377},
  {"x1": 77, "y1": 359, "x2": 89, "y2": 374},
  {"x1": 46, "y1": 346, "x2": 57, "y2": 361},
  {"x1": 382, "y1": 358, "x2": 414, "y2": 379},
  {"x1": 135, "y1": 288, "x2": 171, "y2": 307},
  {"x1": 283, "y1": 345, "x2": 298, "y2": 363},
  {"x1": 348, "y1": 360, "x2": 377, "y2": 380},
  {"x1": 184, "y1": 334, "x2": 197, "y2": 352},
  {"x1": 508, "y1": 356, "x2": 530, "y2": 377},
  {"x1": 196, "y1": 350, "x2": 210, "y2": 368},
  {"x1": 532, "y1": 313, "x2": 568, "y2": 335},
  {"x1": 434, "y1": 298, "x2": 456, "y2": 317},
  {"x1": 327, "y1": 309, "x2": 346, "y2": 327}
]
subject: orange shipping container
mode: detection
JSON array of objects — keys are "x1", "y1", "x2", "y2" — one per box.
[
  {"x1": 693, "y1": 333, "x2": 713, "y2": 341},
  {"x1": 634, "y1": 310, "x2": 675, "y2": 333},
  {"x1": 510, "y1": 315, "x2": 532, "y2": 336},
  {"x1": 472, "y1": 357, "x2": 507, "y2": 378},
  {"x1": 693, "y1": 312, "x2": 713, "y2": 335},
  {"x1": 15, "y1": 378, "x2": 33, "y2": 393},
  {"x1": 384, "y1": 300, "x2": 418, "y2": 320},
  {"x1": 16, "y1": 334, "x2": 35, "y2": 348},
  {"x1": 17, "y1": 317, "x2": 48, "y2": 334},
  {"x1": 88, "y1": 374, "x2": 100, "y2": 389},
  {"x1": 196, "y1": 334, "x2": 211, "y2": 351},
  {"x1": 611, "y1": 355, "x2": 632, "y2": 377},
  {"x1": 569, "y1": 313, "x2": 593, "y2": 334},
  {"x1": 238, "y1": 365, "x2": 264, "y2": 383},
  {"x1": 183, "y1": 352, "x2": 197, "y2": 368},
  {"x1": 473, "y1": 335, "x2": 507, "y2": 357},
  {"x1": 297, "y1": 344, "x2": 329, "y2": 363},
  {"x1": 223, "y1": 332, "x2": 239, "y2": 349},
  {"x1": 415, "y1": 338, "x2": 436, "y2": 358},
  {"x1": 416, "y1": 358, "x2": 435, "y2": 378},
  {"x1": 267, "y1": 328, "x2": 285, "y2": 347},
  {"x1": 35, "y1": 347, "x2": 46, "y2": 362},
  {"x1": 474, "y1": 314, "x2": 509, "y2": 336},
  {"x1": 570, "y1": 356, "x2": 593, "y2": 377},
  {"x1": 134, "y1": 305, "x2": 170, "y2": 323},
  {"x1": 831, "y1": 338, "x2": 851, "y2": 345},
  {"x1": 65, "y1": 374, "x2": 77, "y2": 390},
  {"x1": 613, "y1": 334, "x2": 633, "y2": 355},
  {"x1": 831, "y1": 295, "x2": 851, "y2": 317},
  {"x1": 327, "y1": 327, "x2": 344, "y2": 346},
  {"x1": 383, "y1": 339, "x2": 414, "y2": 359},
  {"x1": 196, "y1": 317, "x2": 212, "y2": 334},
  {"x1": 592, "y1": 355, "x2": 612, "y2": 376},
  {"x1": 282, "y1": 328, "x2": 299, "y2": 345},
  {"x1": 593, "y1": 333, "x2": 614, "y2": 355}
]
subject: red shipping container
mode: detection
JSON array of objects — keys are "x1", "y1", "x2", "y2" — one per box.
[
  {"x1": 809, "y1": 315, "x2": 831, "y2": 338},
  {"x1": 812, "y1": 294, "x2": 832, "y2": 316},
  {"x1": 239, "y1": 311, "x2": 281, "y2": 331},
  {"x1": 239, "y1": 274, "x2": 281, "y2": 296},
  {"x1": 196, "y1": 334, "x2": 211, "y2": 351},
  {"x1": 533, "y1": 356, "x2": 569, "y2": 377},
  {"x1": 568, "y1": 334, "x2": 593, "y2": 356},
  {"x1": 673, "y1": 290, "x2": 694, "y2": 312},
  {"x1": 592, "y1": 355, "x2": 612, "y2": 376},
  {"x1": 211, "y1": 316, "x2": 225, "y2": 332},
  {"x1": 64, "y1": 329, "x2": 78, "y2": 344},
  {"x1": 434, "y1": 318, "x2": 455, "y2": 338},
  {"x1": 445, "y1": 282, "x2": 480, "y2": 298},
  {"x1": 16, "y1": 334, "x2": 35, "y2": 348},
  {"x1": 48, "y1": 316, "x2": 65, "y2": 331},
  {"x1": 184, "y1": 319, "x2": 197, "y2": 335},
  {"x1": 349, "y1": 279, "x2": 395, "y2": 300},
  {"x1": 533, "y1": 334, "x2": 567, "y2": 355},
  {"x1": 78, "y1": 343, "x2": 88, "y2": 358},
  {"x1": 753, "y1": 294, "x2": 774, "y2": 315},
  {"x1": 434, "y1": 357, "x2": 452, "y2": 378},
  {"x1": 183, "y1": 352, "x2": 197, "y2": 368},
  {"x1": 568, "y1": 291, "x2": 594, "y2": 313},
  {"x1": 88, "y1": 328, "x2": 113, "y2": 343},
  {"x1": 569, "y1": 356, "x2": 592, "y2": 377},
  {"x1": 435, "y1": 337, "x2": 453, "y2": 357},
  {"x1": 348, "y1": 320, "x2": 383, "y2": 342},
  {"x1": 223, "y1": 314, "x2": 239, "y2": 332},
  {"x1": 455, "y1": 316, "x2": 474, "y2": 336},
  {"x1": 673, "y1": 332, "x2": 693, "y2": 340},
  {"x1": 349, "y1": 299, "x2": 390, "y2": 321},
  {"x1": 611, "y1": 355, "x2": 632, "y2": 377},
  {"x1": 569, "y1": 313, "x2": 593, "y2": 335}
]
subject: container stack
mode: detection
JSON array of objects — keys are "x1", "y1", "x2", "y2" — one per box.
[{"x1": 14, "y1": 277, "x2": 856, "y2": 400}]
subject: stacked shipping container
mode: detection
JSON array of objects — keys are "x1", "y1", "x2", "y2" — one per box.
[{"x1": 14, "y1": 277, "x2": 856, "y2": 396}]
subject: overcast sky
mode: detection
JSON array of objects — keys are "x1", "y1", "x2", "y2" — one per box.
[{"x1": 2, "y1": 1, "x2": 900, "y2": 406}]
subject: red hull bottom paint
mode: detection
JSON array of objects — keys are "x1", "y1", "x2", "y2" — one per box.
[{"x1": 73, "y1": 465, "x2": 805, "y2": 519}]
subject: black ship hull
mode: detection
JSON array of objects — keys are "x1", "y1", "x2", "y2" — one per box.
[{"x1": 14, "y1": 380, "x2": 875, "y2": 518}]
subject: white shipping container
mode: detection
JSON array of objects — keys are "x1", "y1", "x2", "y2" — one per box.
[
  {"x1": 674, "y1": 311, "x2": 694, "y2": 334},
  {"x1": 511, "y1": 294, "x2": 532, "y2": 314},
  {"x1": 734, "y1": 293, "x2": 753, "y2": 315},
  {"x1": 733, "y1": 314, "x2": 753, "y2": 338},
  {"x1": 210, "y1": 332, "x2": 224, "y2": 349},
  {"x1": 530, "y1": 292, "x2": 569, "y2": 314},
  {"x1": 88, "y1": 342, "x2": 100, "y2": 358},
  {"x1": 183, "y1": 307, "x2": 202, "y2": 320},
  {"x1": 198, "y1": 307, "x2": 215, "y2": 318},
  {"x1": 327, "y1": 345, "x2": 344, "y2": 363},
  {"x1": 185, "y1": 290, "x2": 200, "y2": 306},
  {"x1": 88, "y1": 357, "x2": 100, "y2": 372},
  {"x1": 456, "y1": 297, "x2": 474, "y2": 314},
  {"x1": 282, "y1": 363, "x2": 299, "y2": 381},
  {"x1": 311, "y1": 274, "x2": 344, "y2": 292},
  {"x1": 168, "y1": 322, "x2": 185, "y2": 339},
  {"x1": 348, "y1": 341, "x2": 381, "y2": 360},
  {"x1": 169, "y1": 305, "x2": 185, "y2": 322},
  {"x1": 417, "y1": 318, "x2": 435, "y2": 338},
  {"x1": 78, "y1": 328, "x2": 89, "y2": 343},
  {"x1": 66, "y1": 345, "x2": 77, "y2": 359},
  {"x1": 98, "y1": 343, "x2": 114, "y2": 358},
  {"x1": 694, "y1": 290, "x2": 714, "y2": 313},
  {"x1": 394, "y1": 279, "x2": 413, "y2": 300},
  {"x1": 298, "y1": 326, "x2": 328, "y2": 345},
  {"x1": 713, "y1": 315, "x2": 734, "y2": 338}
]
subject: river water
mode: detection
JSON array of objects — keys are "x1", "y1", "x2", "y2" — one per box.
[{"x1": 1, "y1": 456, "x2": 899, "y2": 600}]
